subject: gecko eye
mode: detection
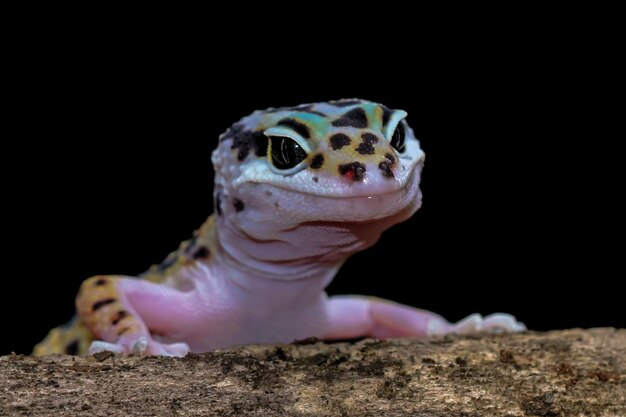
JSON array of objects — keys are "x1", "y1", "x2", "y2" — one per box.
[
  {"x1": 390, "y1": 123, "x2": 406, "y2": 153},
  {"x1": 269, "y1": 136, "x2": 308, "y2": 170}
]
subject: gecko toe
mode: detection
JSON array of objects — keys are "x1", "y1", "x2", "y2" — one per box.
[
  {"x1": 88, "y1": 341, "x2": 124, "y2": 355},
  {"x1": 132, "y1": 336, "x2": 149, "y2": 355},
  {"x1": 453, "y1": 313, "x2": 484, "y2": 334},
  {"x1": 483, "y1": 313, "x2": 526, "y2": 333}
]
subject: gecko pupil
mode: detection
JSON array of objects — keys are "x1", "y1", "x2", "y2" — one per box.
[
  {"x1": 269, "y1": 137, "x2": 307, "y2": 169},
  {"x1": 390, "y1": 123, "x2": 406, "y2": 153}
]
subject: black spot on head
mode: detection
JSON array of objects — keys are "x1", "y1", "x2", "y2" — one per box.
[
  {"x1": 92, "y1": 298, "x2": 116, "y2": 312},
  {"x1": 215, "y1": 192, "x2": 223, "y2": 216},
  {"x1": 356, "y1": 133, "x2": 379, "y2": 155},
  {"x1": 385, "y1": 153, "x2": 396, "y2": 163},
  {"x1": 233, "y1": 198, "x2": 245, "y2": 212},
  {"x1": 362, "y1": 133, "x2": 379, "y2": 144},
  {"x1": 356, "y1": 143, "x2": 375, "y2": 155},
  {"x1": 382, "y1": 106, "x2": 393, "y2": 126},
  {"x1": 94, "y1": 278, "x2": 108, "y2": 286},
  {"x1": 330, "y1": 134, "x2": 351, "y2": 150},
  {"x1": 65, "y1": 339, "x2": 80, "y2": 355},
  {"x1": 112, "y1": 310, "x2": 129, "y2": 326},
  {"x1": 379, "y1": 161, "x2": 394, "y2": 178},
  {"x1": 226, "y1": 124, "x2": 268, "y2": 161},
  {"x1": 278, "y1": 118, "x2": 311, "y2": 139},
  {"x1": 251, "y1": 132, "x2": 269, "y2": 158},
  {"x1": 312, "y1": 176, "x2": 319, "y2": 183},
  {"x1": 338, "y1": 162, "x2": 367, "y2": 181},
  {"x1": 192, "y1": 246, "x2": 210, "y2": 260},
  {"x1": 330, "y1": 99, "x2": 362, "y2": 107},
  {"x1": 332, "y1": 108, "x2": 368, "y2": 128},
  {"x1": 310, "y1": 154, "x2": 324, "y2": 169}
]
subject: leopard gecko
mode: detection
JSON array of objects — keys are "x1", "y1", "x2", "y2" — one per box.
[{"x1": 34, "y1": 99, "x2": 525, "y2": 356}]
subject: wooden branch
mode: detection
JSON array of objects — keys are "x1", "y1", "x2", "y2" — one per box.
[{"x1": 1, "y1": 329, "x2": 624, "y2": 416}]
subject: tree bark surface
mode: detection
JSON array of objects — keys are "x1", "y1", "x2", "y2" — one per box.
[{"x1": 1, "y1": 329, "x2": 624, "y2": 416}]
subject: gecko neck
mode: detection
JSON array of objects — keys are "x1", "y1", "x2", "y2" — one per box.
[
  {"x1": 206, "y1": 206, "x2": 414, "y2": 303},
  {"x1": 208, "y1": 213, "x2": 393, "y2": 295},
  {"x1": 215, "y1": 218, "x2": 371, "y2": 279},
  {"x1": 205, "y1": 174, "x2": 421, "y2": 305}
]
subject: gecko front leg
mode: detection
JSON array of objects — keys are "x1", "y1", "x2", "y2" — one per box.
[
  {"x1": 76, "y1": 275, "x2": 198, "y2": 356},
  {"x1": 321, "y1": 295, "x2": 526, "y2": 340}
]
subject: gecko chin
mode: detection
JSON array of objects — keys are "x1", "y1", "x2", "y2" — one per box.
[{"x1": 224, "y1": 167, "x2": 423, "y2": 266}]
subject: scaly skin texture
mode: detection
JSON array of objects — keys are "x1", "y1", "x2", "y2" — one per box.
[{"x1": 34, "y1": 99, "x2": 525, "y2": 356}]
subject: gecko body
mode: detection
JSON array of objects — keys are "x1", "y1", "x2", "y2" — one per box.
[{"x1": 35, "y1": 99, "x2": 525, "y2": 356}]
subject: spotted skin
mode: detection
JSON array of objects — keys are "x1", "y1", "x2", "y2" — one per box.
[
  {"x1": 32, "y1": 317, "x2": 92, "y2": 356},
  {"x1": 34, "y1": 99, "x2": 525, "y2": 356},
  {"x1": 75, "y1": 276, "x2": 141, "y2": 342},
  {"x1": 35, "y1": 217, "x2": 219, "y2": 355},
  {"x1": 310, "y1": 154, "x2": 324, "y2": 169},
  {"x1": 329, "y1": 133, "x2": 351, "y2": 150},
  {"x1": 218, "y1": 99, "x2": 410, "y2": 189}
]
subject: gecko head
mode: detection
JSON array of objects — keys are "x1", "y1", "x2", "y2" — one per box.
[{"x1": 212, "y1": 99, "x2": 425, "y2": 229}]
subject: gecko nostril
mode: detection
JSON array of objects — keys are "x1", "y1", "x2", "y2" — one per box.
[
  {"x1": 338, "y1": 162, "x2": 366, "y2": 182},
  {"x1": 378, "y1": 161, "x2": 394, "y2": 178}
]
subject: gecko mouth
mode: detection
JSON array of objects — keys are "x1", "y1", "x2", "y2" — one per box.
[
  {"x1": 265, "y1": 159, "x2": 421, "y2": 200},
  {"x1": 238, "y1": 165, "x2": 423, "y2": 224}
]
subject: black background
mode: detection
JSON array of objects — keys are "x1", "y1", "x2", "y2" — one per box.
[{"x1": 3, "y1": 32, "x2": 623, "y2": 355}]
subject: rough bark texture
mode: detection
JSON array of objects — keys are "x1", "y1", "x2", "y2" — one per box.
[{"x1": 1, "y1": 329, "x2": 624, "y2": 416}]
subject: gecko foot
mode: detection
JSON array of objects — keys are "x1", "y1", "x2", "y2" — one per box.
[
  {"x1": 452, "y1": 313, "x2": 526, "y2": 335},
  {"x1": 88, "y1": 336, "x2": 189, "y2": 357}
]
